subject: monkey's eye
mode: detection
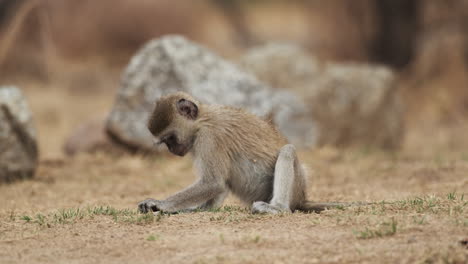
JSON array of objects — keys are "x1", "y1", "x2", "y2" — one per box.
[{"x1": 161, "y1": 134, "x2": 177, "y2": 145}]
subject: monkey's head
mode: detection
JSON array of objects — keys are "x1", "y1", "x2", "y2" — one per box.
[{"x1": 147, "y1": 92, "x2": 200, "y2": 156}]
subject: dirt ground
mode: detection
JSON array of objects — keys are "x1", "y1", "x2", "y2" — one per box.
[{"x1": 0, "y1": 85, "x2": 467, "y2": 264}]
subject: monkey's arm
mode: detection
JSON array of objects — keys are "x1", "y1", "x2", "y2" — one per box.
[
  {"x1": 139, "y1": 179, "x2": 226, "y2": 214},
  {"x1": 162, "y1": 179, "x2": 226, "y2": 212},
  {"x1": 166, "y1": 190, "x2": 229, "y2": 213},
  {"x1": 155, "y1": 137, "x2": 232, "y2": 213}
]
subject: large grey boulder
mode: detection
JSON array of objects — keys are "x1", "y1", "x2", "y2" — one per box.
[
  {"x1": 107, "y1": 36, "x2": 316, "y2": 151},
  {"x1": 240, "y1": 43, "x2": 322, "y2": 95},
  {"x1": 241, "y1": 43, "x2": 404, "y2": 149},
  {"x1": 0, "y1": 86, "x2": 38, "y2": 182},
  {"x1": 309, "y1": 63, "x2": 403, "y2": 149}
]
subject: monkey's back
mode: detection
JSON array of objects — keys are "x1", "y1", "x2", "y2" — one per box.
[{"x1": 196, "y1": 105, "x2": 288, "y2": 204}]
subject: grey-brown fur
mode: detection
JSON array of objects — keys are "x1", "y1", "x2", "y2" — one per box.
[{"x1": 138, "y1": 92, "x2": 330, "y2": 214}]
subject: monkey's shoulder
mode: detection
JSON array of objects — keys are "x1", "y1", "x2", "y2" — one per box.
[
  {"x1": 196, "y1": 105, "x2": 287, "y2": 157},
  {"x1": 202, "y1": 105, "x2": 277, "y2": 127}
]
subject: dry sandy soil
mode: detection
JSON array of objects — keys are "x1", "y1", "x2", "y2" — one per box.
[{"x1": 0, "y1": 85, "x2": 467, "y2": 264}]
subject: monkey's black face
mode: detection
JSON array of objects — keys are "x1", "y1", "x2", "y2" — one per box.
[{"x1": 160, "y1": 133, "x2": 193, "y2": 156}]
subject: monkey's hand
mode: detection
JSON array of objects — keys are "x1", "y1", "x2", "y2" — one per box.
[{"x1": 138, "y1": 198, "x2": 162, "y2": 213}]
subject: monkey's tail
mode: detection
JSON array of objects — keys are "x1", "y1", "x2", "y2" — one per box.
[{"x1": 297, "y1": 201, "x2": 372, "y2": 213}]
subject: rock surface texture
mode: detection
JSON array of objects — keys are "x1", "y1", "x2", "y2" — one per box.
[
  {"x1": 241, "y1": 43, "x2": 404, "y2": 149},
  {"x1": 107, "y1": 36, "x2": 316, "y2": 151},
  {"x1": 0, "y1": 86, "x2": 38, "y2": 182},
  {"x1": 240, "y1": 43, "x2": 322, "y2": 95}
]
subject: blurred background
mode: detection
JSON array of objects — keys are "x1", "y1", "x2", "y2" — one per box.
[{"x1": 1, "y1": 0, "x2": 467, "y2": 158}]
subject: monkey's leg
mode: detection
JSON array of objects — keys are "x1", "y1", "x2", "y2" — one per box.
[{"x1": 252, "y1": 144, "x2": 304, "y2": 214}]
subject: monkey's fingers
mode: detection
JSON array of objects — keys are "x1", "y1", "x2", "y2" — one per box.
[
  {"x1": 138, "y1": 198, "x2": 161, "y2": 213},
  {"x1": 137, "y1": 202, "x2": 148, "y2": 213}
]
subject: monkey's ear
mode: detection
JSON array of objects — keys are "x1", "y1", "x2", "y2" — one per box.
[{"x1": 176, "y1": 98, "x2": 198, "y2": 120}]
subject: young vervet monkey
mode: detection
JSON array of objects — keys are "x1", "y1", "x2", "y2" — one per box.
[{"x1": 138, "y1": 92, "x2": 340, "y2": 214}]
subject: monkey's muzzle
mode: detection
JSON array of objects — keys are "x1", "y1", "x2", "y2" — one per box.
[{"x1": 167, "y1": 142, "x2": 191, "y2": 156}]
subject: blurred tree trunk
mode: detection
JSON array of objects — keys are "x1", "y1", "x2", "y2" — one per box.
[
  {"x1": 211, "y1": 0, "x2": 256, "y2": 47},
  {"x1": 0, "y1": 0, "x2": 23, "y2": 25},
  {"x1": 372, "y1": 0, "x2": 420, "y2": 68},
  {"x1": 405, "y1": 0, "x2": 468, "y2": 121},
  {"x1": 410, "y1": 0, "x2": 468, "y2": 78},
  {"x1": 0, "y1": 0, "x2": 50, "y2": 81}
]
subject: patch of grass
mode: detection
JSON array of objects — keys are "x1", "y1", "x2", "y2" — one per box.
[
  {"x1": 354, "y1": 218, "x2": 398, "y2": 239},
  {"x1": 53, "y1": 208, "x2": 85, "y2": 224},
  {"x1": 35, "y1": 213, "x2": 47, "y2": 226},
  {"x1": 335, "y1": 204, "x2": 346, "y2": 210},
  {"x1": 146, "y1": 234, "x2": 159, "y2": 241},
  {"x1": 206, "y1": 205, "x2": 255, "y2": 223},
  {"x1": 233, "y1": 234, "x2": 263, "y2": 247},
  {"x1": 20, "y1": 215, "x2": 32, "y2": 222},
  {"x1": 136, "y1": 213, "x2": 158, "y2": 224},
  {"x1": 208, "y1": 209, "x2": 260, "y2": 223},
  {"x1": 340, "y1": 193, "x2": 467, "y2": 222},
  {"x1": 209, "y1": 215, "x2": 226, "y2": 222},
  {"x1": 252, "y1": 235, "x2": 261, "y2": 243},
  {"x1": 17, "y1": 206, "x2": 163, "y2": 227},
  {"x1": 412, "y1": 216, "x2": 426, "y2": 225},
  {"x1": 207, "y1": 205, "x2": 246, "y2": 213},
  {"x1": 88, "y1": 206, "x2": 119, "y2": 216},
  {"x1": 392, "y1": 193, "x2": 467, "y2": 214},
  {"x1": 87, "y1": 206, "x2": 137, "y2": 222},
  {"x1": 309, "y1": 218, "x2": 321, "y2": 226},
  {"x1": 447, "y1": 191, "x2": 457, "y2": 201}
]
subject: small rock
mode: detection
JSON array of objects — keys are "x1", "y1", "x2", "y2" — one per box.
[
  {"x1": 63, "y1": 116, "x2": 125, "y2": 156},
  {"x1": 0, "y1": 86, "x2": 38, "y2": 182},
  {"x1": 107, "y1": 35, "x2": 316, "y2": 151}
]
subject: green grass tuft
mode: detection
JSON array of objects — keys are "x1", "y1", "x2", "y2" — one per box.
[
  {"x1": 15, "y1": 206, "x2": 162, "y2": 227},
  {"x1": 20, "y1": 215, "x2": 32, "y2": 222},
  {"x1": 146, "y1": 234, "x2": 159, "y2": 241},
  {"x1": 355, "y1": 218, "x2": 398, "y2": 239}
]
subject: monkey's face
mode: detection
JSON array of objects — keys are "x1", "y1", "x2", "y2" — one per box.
[
  {"x1": 157, "y1": 131, "x2": 193, "y2": 156},
  {"x1": 148, "y1": 93, "x2": 199, "y2": 157}
]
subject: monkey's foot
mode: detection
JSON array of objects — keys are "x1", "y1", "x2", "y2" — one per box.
[
  {"x1": 138, "y1": 198, "x2": 161, "y2": 213},
  {"x1": 251, "y1": 201, "x2": 291, "y2": 214}
]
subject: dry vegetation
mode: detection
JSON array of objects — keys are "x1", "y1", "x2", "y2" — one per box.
[
  {"x1": 0, "y1": 152, "x2": 467, "y2": 263},
  {"x1": 0, "y1": 84, "x2": 466, "y2": 263}
]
